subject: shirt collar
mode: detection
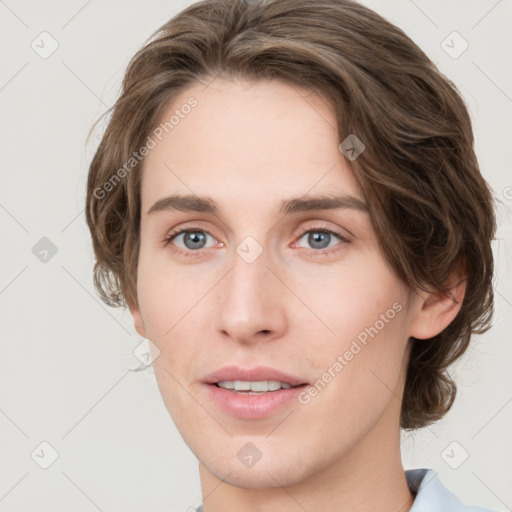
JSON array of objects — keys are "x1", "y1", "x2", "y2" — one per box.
[{"x1": 407, "y1": 468, "x2": 489, "y2": 511}]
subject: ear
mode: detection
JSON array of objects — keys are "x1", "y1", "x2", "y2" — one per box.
[
  {"x1": 128, "y1": 299, "x2": 147, "y2": 338},
  {"x1": 409, "y1": 262, "x2": 467, "y2": 340}
]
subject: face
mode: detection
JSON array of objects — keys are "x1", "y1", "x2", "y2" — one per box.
[{"x1": 131, "y1": 78, "x2": 420, "y2": 488}]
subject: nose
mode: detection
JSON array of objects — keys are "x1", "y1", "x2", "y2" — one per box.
[{"x1": 215, "y1": 242, "x2": 287, "y2": 345}]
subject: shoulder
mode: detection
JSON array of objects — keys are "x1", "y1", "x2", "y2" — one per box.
[{"x1": 407, "y1": 468, "x2": 500, "y2": 512}]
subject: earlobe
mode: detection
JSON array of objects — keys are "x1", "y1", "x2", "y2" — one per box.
[
  {"x1": 409, "y1": 273, "x2": 467, "y2": 340},
  {"x1": 128, "y1": 301, "x2": 147, "y2": 338}
]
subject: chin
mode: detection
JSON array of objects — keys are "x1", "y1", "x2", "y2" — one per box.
[
  {"x1": 198, "y1": 445, "x2": 314, "y2": 489},
  {"x1": 209, "y1": 460, "x2": 304, "y2": 489}
]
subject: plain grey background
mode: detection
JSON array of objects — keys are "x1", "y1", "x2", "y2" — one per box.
[{"x1": 1, "y1": 0, "x2": 511, "y2": 511}]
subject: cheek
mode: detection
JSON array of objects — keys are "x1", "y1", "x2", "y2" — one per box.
[
  {"x1": 292, "y1": 256, "x2": 411, "y2": 406},
  {"x1": 289, "y1": 253, "x2": 408, "y2": 348},
  {"x1": 135, "y1": 250, "x2": 222, "y2": 406},
  {"x1": 135, "y1": 245, "x2": 217, "y2": 339}
]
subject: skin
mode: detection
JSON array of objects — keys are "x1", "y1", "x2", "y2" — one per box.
[{"x1": 129, "y1": 78, "x2": 465, "y2": 512}]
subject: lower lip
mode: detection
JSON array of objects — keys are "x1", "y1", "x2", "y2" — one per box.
[{"x1": 204, "y1": 383, "x2": 308, "y2": 419}]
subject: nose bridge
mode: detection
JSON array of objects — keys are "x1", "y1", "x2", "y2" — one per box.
[
  {"x1": 215, "y1": 235, "x2": 286, "y2": 341},
  {"x1": 226, "y1": 237, "x2": 271, "y2": 309}
]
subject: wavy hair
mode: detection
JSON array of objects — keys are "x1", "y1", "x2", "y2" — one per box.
[{"x1": 85, "y1": 0, "x2": 496, "y2": 429}]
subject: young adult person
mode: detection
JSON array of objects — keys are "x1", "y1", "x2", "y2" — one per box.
[{"x1": 86, "y1": 1, "x2": 498, "y2": 510}]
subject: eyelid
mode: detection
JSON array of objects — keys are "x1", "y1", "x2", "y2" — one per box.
[{"x1": 293, "y1": 222, "x2": 351, "y2": 242}]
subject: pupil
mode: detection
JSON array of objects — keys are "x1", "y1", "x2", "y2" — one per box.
[
  {"x1": 309, "y1": 232, "x2": 329, "y2": 249},
  {"x1": 185, "y1": 231, "x2": 206, "y2": 250}
]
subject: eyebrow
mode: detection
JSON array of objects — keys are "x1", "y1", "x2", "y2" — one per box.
[{"x1": 146, "y1": 193, "x2": 368, "y2": 216}]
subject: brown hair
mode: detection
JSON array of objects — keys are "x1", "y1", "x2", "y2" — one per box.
[{"x1": 85, "y1": 0, "x2": 496, "y2": 429}]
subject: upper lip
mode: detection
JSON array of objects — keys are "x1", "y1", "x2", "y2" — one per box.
[{"x1": 202, "y1": 366, "x2": 308, "y2": 387}]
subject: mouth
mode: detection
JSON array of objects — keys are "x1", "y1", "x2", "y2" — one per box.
[
  {"x1": 202, "y1": 365, "x2": 309, "y2": 389},
  {"x1": 213, "y1": 379, "x2": 306, "y2": 394},
  {"x1": 202, "y1": 366, "x2": 310, "y2": 419}
]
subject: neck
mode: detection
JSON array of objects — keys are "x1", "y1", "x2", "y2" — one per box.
[{"x1": 198, "y1": 408, "x2": 414, "y2": 512}]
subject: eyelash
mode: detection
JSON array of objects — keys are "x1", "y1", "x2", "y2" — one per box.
[{"x1": 163, "y1": 224, "x2": 351, "y2": 258}]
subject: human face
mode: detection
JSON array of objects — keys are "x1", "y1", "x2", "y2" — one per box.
[{"x1": 131, "y1": 78, "x2": 417, "y2": 488}]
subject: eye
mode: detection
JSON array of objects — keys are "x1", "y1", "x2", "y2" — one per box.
[
  {"x1": 295, "y1": 225, "x2": 350, "y2": 254},
  {"x1": 164, "y1": 227, "x2": 219, "y2": 255},
  {"x1": 163, "y1": 224, "x2": 350, "y2": 257}
]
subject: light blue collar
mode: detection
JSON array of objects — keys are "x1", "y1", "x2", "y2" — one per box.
[{"x1": 407, "y1": 468, "x2": 497, "y2": 512}]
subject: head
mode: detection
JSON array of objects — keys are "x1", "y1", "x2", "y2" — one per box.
[{"x1": 86, "y1": 0, "x2": 495, "y2": 488}]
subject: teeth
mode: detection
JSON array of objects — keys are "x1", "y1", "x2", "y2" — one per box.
[
  {"x1": 266, "y1": 380, "x2": 281, "y2": 391},
  {"x1": 250, "y1": 381, "x2": 268, "y2": 392},
  {"x1": 217, "y1": 380, "x2": 234, "y2": 389},
  {"x1": 216, "y1": 380, "x2": 294, "y2": 392},
  {"x1": 234, "y1": 380, "x2": 251, "y2": 391}
]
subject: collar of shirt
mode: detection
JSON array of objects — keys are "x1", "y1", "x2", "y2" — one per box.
[{"x1": 407, "y1": 468, "x2": 498, "y2": 512}]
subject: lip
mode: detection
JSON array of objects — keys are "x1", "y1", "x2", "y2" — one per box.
[
  {"x1": 201, "y1": 365, "x2": 308, "y2": 387},
  {"x1": 202, "y1": 366, "x2": 309, "y2": 420}
]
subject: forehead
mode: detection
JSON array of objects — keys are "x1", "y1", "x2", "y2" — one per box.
[{"x1": 140, "y1": 78, "x2": 363, "y2": 211}]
